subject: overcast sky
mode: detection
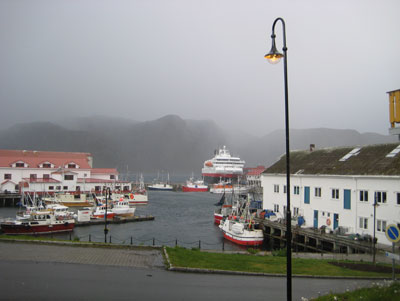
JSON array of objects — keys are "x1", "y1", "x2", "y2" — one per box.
[{"x1": 1, "y1": 0, "x2": 399, "y2": 137}]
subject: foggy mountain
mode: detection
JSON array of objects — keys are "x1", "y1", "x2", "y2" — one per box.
[{"x1": 0, "y1": 115, "x2": 396, "y2": 173}]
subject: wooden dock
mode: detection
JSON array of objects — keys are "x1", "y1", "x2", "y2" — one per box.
[
  {"x1": 258, "y1": 218, "x2": 376, "y2": 254},
  {"x1": 0, "y1": 193, "x2": 21, "y2": 207},
  {"x1": 75, "y1": 215, "x2": 154, "y2": 227}
]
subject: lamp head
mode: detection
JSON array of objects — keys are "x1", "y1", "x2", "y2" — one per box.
[{"x1": 264, "y1": 35, "x2": 283, "y2": 64}]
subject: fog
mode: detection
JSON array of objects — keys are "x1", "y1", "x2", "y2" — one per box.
[{"x1": 1, "y1": 0, "x2": 399, "y2": 136}]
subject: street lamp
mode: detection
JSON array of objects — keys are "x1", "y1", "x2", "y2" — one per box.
[
  {"x1": 265, "y1": 17, "x2": 292, "y2": 301},
  {"x1": 104, "y1": 187, "x2": 111, "y2": 243}
]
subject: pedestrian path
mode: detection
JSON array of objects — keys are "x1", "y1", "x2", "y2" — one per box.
[{"x1": 0, "y1": 241, "x2": 165, "y2": 269}]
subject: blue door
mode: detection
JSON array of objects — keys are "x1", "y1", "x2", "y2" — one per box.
[
  {"x1": 333, "y1": 213, "x2": 339, "y2": 229},
  {"x1": 313, "y1": 210, "x2": 318, "y2": 228},
  {"x1": 304, "y1": 186, "x2": 310, "y2": 204},
  {"x1": 344, "y1": 189, "x2": 351, "y2": 209}
]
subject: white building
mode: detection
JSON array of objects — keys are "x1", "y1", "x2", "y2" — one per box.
[
  {"x1": 0, "y1": 149, "x2": 131, "y2": 195},
  {"x1": 261, "y1": 143, "x2": 400, "y2": 246}
]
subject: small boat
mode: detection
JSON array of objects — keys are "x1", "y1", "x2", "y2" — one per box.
[
  {"x1": 148, "y1": 173, "x2": 173, "y2": 191},
  {"x1": 182, "y1": 176, "x2": 208, "y2": 192},
  {"x1": 219, "y1": 218, "x2": 264, "y2": 246},
  {"x1": 112, "y1": 198, "x2": 136, "y2": 217},
  {"x1": 0, "y1": 210, "x2": 75, "y2": 235},
  {"x1": 218, "y1": 197, "x2": 264, "y2": 246},
  {"x1": 114, "y1": 175, "x2": 149, "y2": 205},
  {"x1": 91, "y1": 204, "x2": 115, "y2": 219}
]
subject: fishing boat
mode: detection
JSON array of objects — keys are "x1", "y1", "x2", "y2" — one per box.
[
  {"x1": 182, "y1": 176, "x2": 208, "y2": 192},
  {"x1": 0, "y1": 210, "x2": 75, "y2": 235},
  {"x1": 148, "y1": 173, "x2": 173, "y2": 191},
  {"x1": 114, "y1": 174, "x2": 149, "y2": 205},
  {"x1": 218, "y1": 197, "x2": 264, "y2": 246},
  {"x1": 91, "y1": 204, "x2": 115, "y2": 219},
  {"x1": 112, "y1": 198, "x2": 136, "y2": 217}
]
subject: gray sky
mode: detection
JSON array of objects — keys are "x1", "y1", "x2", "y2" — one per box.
[{"x1": 1, "y1": 0, "x2": 399, "y2": 137}]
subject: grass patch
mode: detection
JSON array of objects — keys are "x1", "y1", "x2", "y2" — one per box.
[
  {"x1": 166, "y1": 247, "x2": 397, "y2": 278},
  {"x1": 313, "y1": 281, "x2": 400, "y2": 300}
]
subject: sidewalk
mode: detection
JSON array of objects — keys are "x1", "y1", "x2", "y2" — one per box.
[{"x1": 0, "y1": 240, "x2": 165, "y2": 269}]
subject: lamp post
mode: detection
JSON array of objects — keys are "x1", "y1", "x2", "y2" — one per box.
[
  {"x1": 104, "y1": 187, "x2": 111, "y2": 243},
  {"x1": 372, "y1": 196, "x2": 379, "y2": 264},
  {"x1": 265, "y1": 17, "x2": 292, "y2": 301}
]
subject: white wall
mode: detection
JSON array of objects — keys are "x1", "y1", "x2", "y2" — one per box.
[{"x1": 261, "y1": 173, "x2": 400, "y2": 246}]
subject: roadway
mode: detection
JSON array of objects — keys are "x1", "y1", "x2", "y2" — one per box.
[{"x1": 0, "y1": 241, "x2": 378, "y2": 300}]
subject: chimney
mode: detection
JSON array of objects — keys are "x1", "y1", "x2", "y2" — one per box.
[{"x1": 310, "y1": 144, "x2": 315, "y2": 152}]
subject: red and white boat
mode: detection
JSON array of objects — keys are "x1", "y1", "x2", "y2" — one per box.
[
  {"x1": 91, "y1": 204, "x2": 115, "y2": 219},
  {"x1": 182, "y1": 177, "x2": 208, "y2": 192},
  {"x1": 202, "y1": 146, "x2": 245, "y2": 184},
  {"x1": 210, "y1": 181, "x2": 248, "y2": 194},
  {"x1": 219, "y1": 217, "x2": 264, "y2": 246},
  {"x1": 0, "y1": 210, "x2": 75, "y2": 235},
  {"x1": 218, "y1": 197, "x2": 264, "y2": 246}
]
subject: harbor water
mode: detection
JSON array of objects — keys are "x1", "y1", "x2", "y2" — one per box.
[{"x1": 0, "y1": 191, "x2": 246, "y2": 251}]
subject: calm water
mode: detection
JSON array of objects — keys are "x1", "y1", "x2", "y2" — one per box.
[{"x1": 0, "y1": 191, "x2": 246, "y2": 251}]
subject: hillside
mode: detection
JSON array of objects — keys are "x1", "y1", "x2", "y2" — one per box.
[{"x1": 0, "y1": 115, "x2": 396, "y2": 173}]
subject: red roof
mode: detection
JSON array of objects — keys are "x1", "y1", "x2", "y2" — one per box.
[
  {"x1": 23, "y1": 178, "x2": 60, "y2": 183},
  {"x1": 0, "y1": 149, "x2": 92, "y2": 169},
  {"x1": 244, "y1": 166, "x2": 266, "y2": 176},
  {"x1": 91, "y1": 168, "x2": 118, "y2": 174}
]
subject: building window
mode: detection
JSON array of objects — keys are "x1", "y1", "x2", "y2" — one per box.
[
  {"x1": 63, "y1": 186, "x2": 68, "y2": 190},
  {"x1": 283, "y1": 185, "x2": 287, "y2": 194},
  {"x1": 42, "y1": 163, "x2": 51, "y2": 168},
  {"x1": 30, "y1": 174, "x2": 37, "y2": 180},
  {"x1": 123, "y1": 186, "x2": 130, "y2": 191},
  {"x1": 293, "y1": 186, "x2": 300, "y2": 195},
  {"x1": 64, "y1": 175, "x2": 74, "y2": 181},
  {"x1": 43, "y1": 174, "x2": 50, "y2": 180},
  {"x1": 315, "y1": 187, "x2": 321, "y2": 197},
  {"x1": 48, "y1": 186, "x2": 54, "y2": 190},
  {"x1": 274, "y1": 184, "x2": 279, "y2": 193},
  {"x1": 359, "y1": 190, "x2": 368, "y2": 202},
  {"x1": 273, "y1": 204, "x2": 279, "y2": 213},
  {"x1": 331, "y1": 189, "x2": 339, "y2": 199},
  {"x1": 374, "y1": 191, "x2": 387, "y2": 204},
  {"x1": 68, "y1": 163, "x2": 76, "y2": 169},
  {"x1": 95, "y1": 186, "x2": 101, "y2": 192},
  {"x1": 110, "y1": 175, "x2": 115, "y2": 180},
  {"x1": 15, "y1": 162, "x2": 24, "y2": 168},
  {"x1": 4, "y1": 174, "x2": 11, "y2": 180},
  {"x1": 397, "y1": 193, "x2": 400, "y2": 205},
  {"x1": 359, "y1": 217, "x2": 368, "y2": 230},
  {"x1": 293, "y1": 207, "x2": 299, "y2": 216},
  {"x1": 377, "y1": 220, "x2": 387, "y2": 232},
  {"x1": 56, "y1": 186, "x2": 61, "y2": 190}
]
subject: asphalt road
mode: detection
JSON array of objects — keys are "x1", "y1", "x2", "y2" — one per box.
[{"x1": 0, "y1": 241, "x2": 378, "y2": 300}]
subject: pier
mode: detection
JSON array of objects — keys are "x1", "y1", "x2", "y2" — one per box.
[
  {"x1": 76, "y1": 215, "x2": 154, "y2": 226},
  {"x1": 0, "y1": 193, "x2": 21, "y2": 207},
  {"x1": 258, "y1": 219, "x2": 379, "y2": 255}
]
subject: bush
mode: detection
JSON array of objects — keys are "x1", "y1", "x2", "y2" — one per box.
[{"x1": 272, "y1": 248, "x2": 287, "y2": 257}]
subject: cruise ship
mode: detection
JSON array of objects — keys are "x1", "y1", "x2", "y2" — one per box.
[{"x1": 201, "y1": 146, "x2": 245, "y2": 184}]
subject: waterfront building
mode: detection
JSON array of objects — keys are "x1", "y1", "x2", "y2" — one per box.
[
  {"x1": 244, "y1": 165, "x2": 266, "y2": 188},
  {"x1": 0, "y1": 149, "x2": 130, "y2": 195},
  {"x1": 261, "y1": 143, "x2": 400, "y2": 246}
]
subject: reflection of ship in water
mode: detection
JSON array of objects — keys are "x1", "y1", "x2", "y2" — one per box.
[{"x1": 201, "y1": 146, "x2": 245, "y2": 184}]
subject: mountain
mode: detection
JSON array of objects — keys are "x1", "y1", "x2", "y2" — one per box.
[{"x1": 0, "y1": 115, "x2": 397, "y2": 173}]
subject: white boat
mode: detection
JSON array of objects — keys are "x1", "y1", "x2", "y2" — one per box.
[
  {"x1": 112, "y1": 198, "x2": 136, "y2": 217},
  {"x1": 148, "y1": 173, "x2": 173, "y2": 191},
  {"x1": 202, "y1": 146, "x2": 245, "y2": 184},
  {"x1": 115, "y1": 174, "x2": 148, "y2": 205},
  {"x1": 218, "y1": 197, "x2": 264, "y2": 246}
]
